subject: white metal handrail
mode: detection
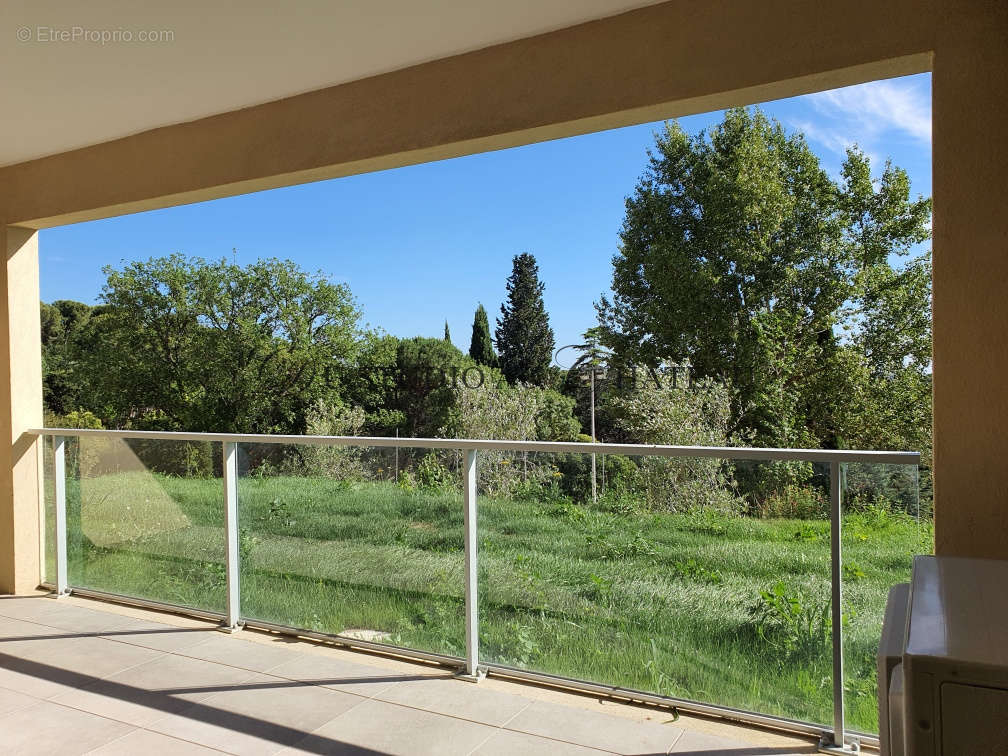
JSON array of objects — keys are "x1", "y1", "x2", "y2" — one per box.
[
  {"x1": 33, "y1": 427, "x2": 920, "y2": 754},
  {"x1": 32, "y1": 427, "x2": 919, "y2": 465}
]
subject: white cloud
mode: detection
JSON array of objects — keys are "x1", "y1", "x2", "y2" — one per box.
[{"x1": 787, "y1": 76, "x2": 931, "y2": 163}]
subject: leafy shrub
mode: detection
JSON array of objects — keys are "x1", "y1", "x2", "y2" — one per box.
[
  {"x1": 48, "y1": 409, "x2": 104, "y2": 430},
  {"x1": 587, "y1": 530, "x2": 657, "y2": 561},
  {"x1": 669, "y1": 558, "x2": 723, "y2": 584},
  {"x1": 845, "y1": 497, "x2": 921, "y2": 543},
  {"x1": 554, "y1": 452, "x2": 643, "y2": 505},
  {"x1": 598, "y1": 487, "x2": 640, "y2": 515},
  {"x1": 48, "y1": 410, "x2": 104, "y2": 478},
  {"x1": 396, "y1": 470, "x2": 416, "y2": 493},
  {"x1": 447, "y1": 380, "x2": 578, "y2": 497},
  {"x1": 127, "y1": 439, "x2": 215, "y2": 478},
  {"x1": 792, "y1": 522, "x2": 822, "y2": 542},
  {"x1": 609, "y1": 373, "x2": 742, "y2": 513},
  {"x1": 843, "y1": 561, "x2": 867, "y2": 581},
  {"x1": 299, "y1": 400, "x2": 367, "y2": 479},
  {"x1": 755, "y1": 484, "x2": 827, "y2": 519},
  {"x1": 683, "y1": 507, "x2": 731, "y2": 536},
  {"x1": 846, "y1": 460, "x2": 925, "y2": 517},
  {"x1": 738, "y1": 460, "x2": 817, "y2": 511},
  {"x1": 579, "y1": 572, "x2": 614, "y2": 603},
  {"x1": 748, "y1": 582, "x2": 831, "y2": 665},
  {"x1": 415, "y1": 453, "x2": 454, "y2": 492},
  {"x1": 53, "y1": 409, "x2": 212, "y2": 479}
]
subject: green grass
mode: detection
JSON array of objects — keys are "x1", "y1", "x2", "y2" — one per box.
[{"x1": 50, "y1": 471, "x2": 931, "y2": 734}]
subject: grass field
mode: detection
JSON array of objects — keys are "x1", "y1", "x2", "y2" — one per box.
[{"x1": 50, "y1": 469, "x2": 930, "y2": 734}]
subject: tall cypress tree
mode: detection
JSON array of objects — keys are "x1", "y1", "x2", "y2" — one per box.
[
  {"x1": 444, "y1": 320, "x2": 451, "y2": 343},
  {"x1": 468, "y1": 304, "x2": 496, "y2": 366},
  {"x1": 495, "y1": 253, "x2": 555, "y2": 385}
]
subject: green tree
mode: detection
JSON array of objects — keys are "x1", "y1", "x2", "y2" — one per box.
[
  {"x1": 468, "y1": 303, "x2": 496, "y2": 367},
  {"x1": 599, "y1": 108, "x2": 931, "y2": 456},
  {"x1": 391, "y1": 337, "x2": 471, "y2": 438},
  {"x1": 495, "y1": 253, "x2": 555, "y2": 386},
  {"x1": 339, "y1": 332, "x2": 404, "y2": 435},
  {"x1": 75, "y1": 254, "x2": 360, "y2": 433},
  {"x1": 443, "y1": 320, "x2": 451, "y2": 343},
  {"x1": 41, "y1": 299, "x2": 93, "y2": 415}
]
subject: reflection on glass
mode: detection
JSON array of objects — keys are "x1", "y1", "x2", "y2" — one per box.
[{"x1": 65, "y1": 436, "x2": 226, "y2": 613}]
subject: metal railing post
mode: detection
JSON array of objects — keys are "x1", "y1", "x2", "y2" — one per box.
[
  {"x1": 461, "y1": 448, "x2": 483, "y2": 680},
  {"x1": 828, "y1": 460, "x2": 846, "y2": 750},
  {"x1": 53, "y1": 436, "x2": 68, "y2": 597},
  {"x1": 222, "y1": 441, "x2": 241, "y2": 631}
]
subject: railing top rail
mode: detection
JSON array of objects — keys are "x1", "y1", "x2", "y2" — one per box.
[{"x1": 30, "y1": 427, "x2": 921, "y2": 465}]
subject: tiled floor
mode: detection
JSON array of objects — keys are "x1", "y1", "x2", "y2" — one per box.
[{"x1": 0, "y1": 594, "x2": 820, "y2": 755}]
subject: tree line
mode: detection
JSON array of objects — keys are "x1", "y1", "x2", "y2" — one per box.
[{"x1": 41, "y1": 107, "x2": 932, "y2": 509}]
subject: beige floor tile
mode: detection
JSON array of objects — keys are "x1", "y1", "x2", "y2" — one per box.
[
  {"x1": 0, "y1": 700, "x2": 134, "y2": 756},
  {"x1": 95, "y1": 651, "x2": 259, "y2": 701},
  {"x1": 473, "y1": 728, "x2": 613, "y2": 755},
  {"x1": 284, "y1": 698, "x2": 497, "y2": 756},
  {"x1": 0, "y1": 655, "x2": 93, "y2": 700},
  {"x1": 0, "y1": 615, "x2": 60, "y2": 638},
  {"x1": 85, "y1": 728, "x2": 224, "y2": 755},
  {"x1": 146, "y1": 672, "x2": 363, "y2": 755},
  {"x1": 670, "y1": 727, "x2": 817, "y2": 754},
  {"x1": 99, "y1": 622, "x2": 222, "y2": 654},
  {"x1": 263, "y1": 652, "x2": 422, "y2": 698},
  {"x1": 23, "y1": 604, "x2": 157, "y2": 635},
  {"x1": 48, "y1": 658, "x2": 228, "y2": 727},
  {"x1": 181, "y1": 633, "x2": 306, "y2": 673},
  {"x1": 0, "y1": 686, "x2": 39, "y2": 716},
  {"x1": 504, "y1": 698, "x2": 683, "y2": 754},
  {"x1": 0, "y1": 634, "x2": 164, "y2": 686},
  {"x1": 374, "y1": 674, "x2": 533, "y2": 726},
  {"x1": 48, "y1": 650, "x2": 260, "y2": 725},
  {"x1": 0, "y1": 596, "x2": 79, "y2": 625}
]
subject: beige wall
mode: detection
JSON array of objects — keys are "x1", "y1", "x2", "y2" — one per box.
[
  {"x1": 0, "y1": 227, "x2": 43, "y2": 593},
  {"x1": 0, "y1": 0, "x2": 1006, "y2": 589},
  {"x1": 930, "y1": 4, "x2": 1008, "y2": 557}
]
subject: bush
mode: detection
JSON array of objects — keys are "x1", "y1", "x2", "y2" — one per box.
[
  {"x1": 845, "y1": 463, "x2": 923, "y2": 517},
  {"x1": 415, "y1": 453, "x2": 454, "y2": 492},
  {"x1": 48, "y1": 410, "x2": 105, "y2": 478},
  {"x1": 736, "y1": 459, "x2": 817, "y2": 512},
  {"x1": 447, "y1": 380, "x2": 579, "y2": 497},
  {"x1": 298, "y1": 400, "x2": 367, "y2": 479},
  {"x1": 755, "y1": 484, "x2": 827, "y2": 519},
  {"x1": 554, "y1": 452, "x2": 643, "y2": 505},
  {"x1": 130, "y1": 439, "x2": 215, "y2": 478},
  {"x1": 609, "y1": 372, "x2": 743, "y2": 513},
  {"x1": 748, "y1": 581, "x2": 831, "y2": 666}
]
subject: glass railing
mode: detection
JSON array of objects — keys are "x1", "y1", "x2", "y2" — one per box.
[
  {"x1": 477, "y1": 452, "x2": 838, "y2": 726},
  {"x1": 36, "y1": 428, "x2": 923, "y2": 751},
  {"x1": 52, "y1": 434, "x2": 227, "y2": 614},
  {"x1": 842, "y1": 462, "x2": 928, "y2": 736},
  {"x1": 235, "y1": 442, "x2": 465, "y2": 658}
]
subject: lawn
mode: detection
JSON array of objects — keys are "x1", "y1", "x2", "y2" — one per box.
[{"x1": 50, "y1": 470, "x2": 931, "y2": 734}]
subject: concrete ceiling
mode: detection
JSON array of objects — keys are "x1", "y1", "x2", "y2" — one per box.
[{"x1": 0, "y1": 0, "x2": 664, "y2": 168}]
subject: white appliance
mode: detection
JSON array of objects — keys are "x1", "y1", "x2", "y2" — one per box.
[{"x1": 878, "y1": 556, "x2": 1008, "y2": 755}]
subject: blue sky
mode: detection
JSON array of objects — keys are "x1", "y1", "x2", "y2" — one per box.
[{"x1": 39, "y1": 73, "x2": 931, "y2": 358}]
